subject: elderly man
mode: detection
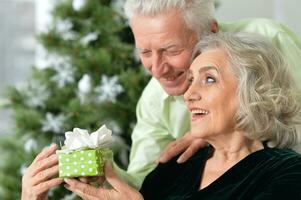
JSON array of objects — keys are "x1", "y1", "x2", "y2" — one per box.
[{"x1": 21, "y1": 1, "x2": 301, "y2": 199}]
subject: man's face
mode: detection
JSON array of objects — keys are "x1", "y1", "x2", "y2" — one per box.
[{"x1": 131, "y1": 9, "x2": 198, "y2": 96}]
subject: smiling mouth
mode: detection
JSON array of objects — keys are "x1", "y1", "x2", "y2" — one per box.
[
  {"x1": 191, "y1": 108, "x2": 209, "y2": 121},
  {"x1": 164, "y1": 71, "x2": 184, "y2": 81}
]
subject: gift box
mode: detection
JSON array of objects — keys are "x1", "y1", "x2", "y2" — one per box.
[
  {"x1": 58, "y1": 148, "x2": 112, "y2": 177},
  {"x1": 57, "y1": 125, "x2": 113, "y2": 178}
]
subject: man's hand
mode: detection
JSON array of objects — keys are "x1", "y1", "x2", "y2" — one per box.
[
  {"x1": 157, "y1": 132, "x2": 207, "y2": 163},
  {"x1": 64, "y1": 162, "x2": 143, "y2": 200}
]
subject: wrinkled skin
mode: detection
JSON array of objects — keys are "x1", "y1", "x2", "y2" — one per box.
[{"x1": 21, "y1": 144, "x2": 63, "y2": 200}]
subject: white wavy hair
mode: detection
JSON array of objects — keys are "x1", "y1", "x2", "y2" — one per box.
[
  {"x1": 193, "y1": 32, "x2": 301, "y2": 148},
  {"x1": 124, "y1": 0, "x2": 215, "y2": 38}
]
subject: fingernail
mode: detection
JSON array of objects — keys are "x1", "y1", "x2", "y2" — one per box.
[
  {"x1": 177, "y1": 157, "x2": 185, "y2": 163},
  {"x1": 64, "y1": 178, "x2": 71, "y2": 183}
]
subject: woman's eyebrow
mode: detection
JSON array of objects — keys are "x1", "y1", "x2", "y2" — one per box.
[{"x1": 198, "y1": 66, "x2": 219, "y2": 74}]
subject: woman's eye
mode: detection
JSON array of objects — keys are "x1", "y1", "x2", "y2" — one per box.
[
  {"x1": 188, "y1": 78, "x2": 193, "y2": 85},
  {"x1": 205, "y1": 76, "x2": 215, "y2": 84}
]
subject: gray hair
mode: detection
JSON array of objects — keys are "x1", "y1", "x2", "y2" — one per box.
[
  {"x1": 124, "y1": 0, "x2": 215, "y2": 38},
  {"x1": 193, "y1": 32, "x2": 301, "y2": 148}
]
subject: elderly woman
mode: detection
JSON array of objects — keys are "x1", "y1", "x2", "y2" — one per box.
[
  {"x1": 139, "y1": 32, "x2": 301, "y2": 199},
  {"x1": 22, "y1": 32, "x2": 301, "y2": 200}
]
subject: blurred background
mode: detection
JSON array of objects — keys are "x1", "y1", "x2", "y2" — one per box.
[
  {"x1": 1, "y1": 0, "x2": 301, "y2": 135},
  {"x1": 0, "y1": 0, "x2": 300, "y2": 199}
]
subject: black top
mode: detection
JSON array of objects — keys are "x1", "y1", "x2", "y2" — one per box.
[{"x1": 140, "y1": 146, "x2": 301, "y2": 200}]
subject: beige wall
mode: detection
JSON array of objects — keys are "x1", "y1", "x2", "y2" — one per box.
[{"x1": 216, "y1": 0, "x2": 301, "y2": 39}]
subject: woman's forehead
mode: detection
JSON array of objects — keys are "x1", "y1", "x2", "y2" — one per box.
[{"x1": 190, "y1": 49, "x2": 228, "y2": 72}]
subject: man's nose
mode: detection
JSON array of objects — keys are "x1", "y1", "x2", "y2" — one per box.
[{"x1": 151, "y1": 54, "x2": 166, "y2": 78}]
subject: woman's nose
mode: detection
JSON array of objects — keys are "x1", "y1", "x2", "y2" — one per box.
[{"x1": 184, "y1": 84, "x2": 202, "y2": 103}]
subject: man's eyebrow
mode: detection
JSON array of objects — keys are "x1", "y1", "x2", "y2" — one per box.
[
  {"x1": 161, "y1": 44, "x2": 181, "y2": 49},
  {"x1": 136, "y1": 47, "x2": 150, "y2": 52},
  {"x1": 136, "y1": 44, "x2": 182, "y2": 51},
  {"x1": 198, "y1": 66, "x2": 219, "y2": 74}
]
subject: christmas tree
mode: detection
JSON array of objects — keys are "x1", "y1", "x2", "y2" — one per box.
[{"x1": 0, "y1": 0, "x2": 149, "y2": 199}]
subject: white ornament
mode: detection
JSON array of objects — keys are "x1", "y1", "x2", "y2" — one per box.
[
  {"x1": 51, "y1": 62, "x2": 75, "y2": 88},
  {"x1": 41, "y1": 112, "x2": 66, "y2": 134},
  {"x1": 19, "y1": 164, "x2": 28, "y2": 175},
  {"x1": 62, "y1": 31, "x2": 77, "y2": 40},
  {"x1": 72, "y1": 0, "x2": 86, "y2": 11},
  {"x1": 56, "y1": 19, "x2": 73, "y2": 33},
  {"x1": 78, "y1": 74, "x2": 92, "y2": 104},
  {"x1": 56, "y1": 19, "x2": 77, "y2": 40},
  {"x1": 95, "y1": 75, "x2": 124, "y2": 103},
  {"x1": 21, "y1": 80, "x2": 51, "y2": 108},
  {"x1": 24, "y1": 138, "x2": 38, "y2": 153},
  {"x1": 80, "y1": 32, "x2": 98, "y2": 46},
  {"x1": 78, "y1": 74, "x2": 92, "y2": 94}
]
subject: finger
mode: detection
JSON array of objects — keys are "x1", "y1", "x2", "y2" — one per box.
[
  {"x1": 177, "y1": 140, "x2": 207, "y2": 163},
  {"x1": 64, "y1": 178, "x2": 100, "y2": 200},
  {"x1": 79, "y1": 177, "x2": 89, "y2": 183},
  {"x1": 29, "y1": 154, "x2": 59, "y2": 177},
  {"x1": 156, "y1": 141, "x2": 178, "y2": 163},
  {"x1": 31, "y1": 165, "x2": 59, "y2": 186},
  {"x1": 33, "y1": 177, "x2": 63, "y2": 196},
  {"x1": 158, "y1": 139, "x2": 190, "y2": 163},
  {"x1": 64, "y1": 183, "x2": 98, "y2": 200},
  {"x1": 177, "y1": 145, "x2": 198, "y2": 163},
  {"x1": 104, "y1": 162, "x2": 125, "y2": 191},
  {"x1": 32, "y1": 144, "x2": 57, "y2": 164},
  {"x1": 79, "y1": 176, "x2": 103, "y2": 184}
]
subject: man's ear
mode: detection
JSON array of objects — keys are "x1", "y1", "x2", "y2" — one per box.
[{"x1": 211, "y1": 19, "x2": 219, "y2": 33}]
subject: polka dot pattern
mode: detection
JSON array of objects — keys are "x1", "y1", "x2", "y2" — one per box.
[{"x1": 57, "y1": 149, "x2": 112, "y2": 178}]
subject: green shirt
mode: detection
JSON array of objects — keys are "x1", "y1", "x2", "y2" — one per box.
[{"x1": 114, "y1": 18, "x2": 301, "y2": 189}]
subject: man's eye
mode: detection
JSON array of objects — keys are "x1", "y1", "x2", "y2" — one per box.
[
  {"x1": 140, "y1": 51, "x2": 152, "y2": 57},
  {"x1": 166, "y1": 49, "x2": 182, "y2": 56}
]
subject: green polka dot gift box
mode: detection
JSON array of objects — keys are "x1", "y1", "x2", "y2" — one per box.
[
  {"x1": 56, "y1": 125, "x2": 113, "y2": 178},
  {"x1": 57, "y1": 148, "x2": 112, "y2": 178}
]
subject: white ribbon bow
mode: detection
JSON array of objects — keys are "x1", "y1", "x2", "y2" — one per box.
[{"x1": 60, "y1": 125, "x2": 112, "y2": 152}]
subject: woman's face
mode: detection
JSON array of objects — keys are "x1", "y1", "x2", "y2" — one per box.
[{"x1": 184, "y1": 48, "x2": 238, "y2": 139}]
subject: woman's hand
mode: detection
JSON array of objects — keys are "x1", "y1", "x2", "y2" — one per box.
[
  {"x1": 64, "y1": 162, "x2": 143, "y2": 200},
  {"x1": 21, "y1": 144, "x2": 63, "y2": 200}
]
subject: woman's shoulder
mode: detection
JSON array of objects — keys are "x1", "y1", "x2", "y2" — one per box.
[
  {"x1": 265, "y1": 148, "x2": 301, "y2": 161},
  {"x1": 253, "y1": 148, "x2": 301, "y2": 185},
  {"x1": 252, "y1": 148, "x2": 301, "y2": 198}
]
